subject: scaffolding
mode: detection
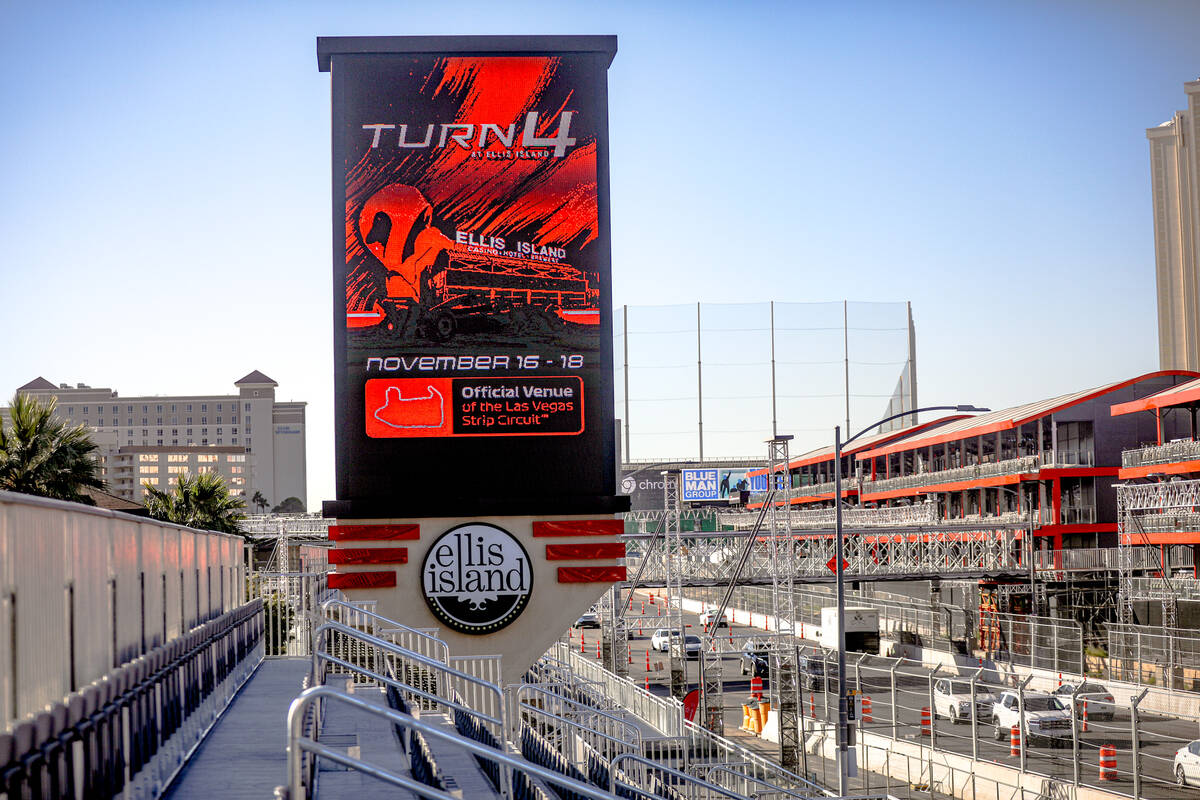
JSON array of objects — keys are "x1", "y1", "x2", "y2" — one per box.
[{"x1": 766, "y1": 436, "x2": 800, "y2": 771}]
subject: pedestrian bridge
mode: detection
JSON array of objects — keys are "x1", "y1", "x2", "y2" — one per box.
[{"x1": 623, "y1": 523, "x2": 1028, "y2": 586}]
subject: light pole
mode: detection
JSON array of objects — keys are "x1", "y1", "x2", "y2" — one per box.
[{"x1": 833, "y1": 403, "x2": 989, "y2": 796}]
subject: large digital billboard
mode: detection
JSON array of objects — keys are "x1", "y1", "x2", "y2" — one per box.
[{"x1": 319, "y1": 36, "x2": 625, "y2": 518}]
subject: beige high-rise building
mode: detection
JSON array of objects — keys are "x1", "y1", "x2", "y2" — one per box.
[
  {"x1": 4, "y1": 371, "x2": 307, "y2": 509},
  {"x1": 1148, "y1": 78, "x2": 1200, "y2": 370}
]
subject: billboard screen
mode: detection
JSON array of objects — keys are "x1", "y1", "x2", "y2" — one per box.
[{"x1": 320, "y1": 36, "x2": 624, "y2": 517}]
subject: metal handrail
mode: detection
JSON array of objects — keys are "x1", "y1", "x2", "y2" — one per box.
[
  {"x1": 609, "y1": 752, "x2": 805, "y2": 800},
  {"x1": 514, "y1": 684, "x2": 643, "y2": 749},
  {"x1": 312, "y1": 621, "x2": 504, "y2": 732},
  {"x1": 284, "y1": 685, "x2": 653, "y2": 800},
  {"x1": 701, "y1": 763, "x2": 825, "y2": 799},
  {"x1": 320, "y1": 598, "x2": 450, "y2": 663}
]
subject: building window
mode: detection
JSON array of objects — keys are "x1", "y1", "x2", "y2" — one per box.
[
  {"x1": 156, "y1": 405, "x2": 162, "y2": 413},
  {"x1": 157, "y1": 429, "x2": 163, "y2": 436},
  {"x1": 170, "y1": 405, "x2": 176, "y2": 413},
  {"x1": 157, "y1": 439, "x2": 163, "y2": 446},
  {"x1": 216, "y1": 439, "x2": 222, "y2": 444},
  {"x1": 186, "y1": 404, "x2": 192, "y2": 412},
  {"x1": 231, "y1": 476, "x2": 245, "y2": 485},
  {"x1": 231, "y1": 466, "x2": 243, "y2": 474},
  {"x1": 245, "y1": 403, "x2": 250, "y2": 411},
  {"x1": 198, "y1": 465, "x2": 214, "y2": 474},
  {"x1": 112, "y1": 405, "x2": 118, "y2": 414},
  {"x1": 139, "y1": 466, "x2": 158, "y2": 475},
  {"x1": 168, "y1": 454, "x2": 187, "y2": 463},
  {"x1": 141, "y1": 430, "x2": 148, "y2": 437},
  {"x1": 138, "y1": 454, "x2": 158, "y2": 462},
  {"x1": 227, "y1": 454, "x2": 246, "y2": 463},
  {"x1": 232, "y1": 437, "x2": 238, "y2": 444},
  {"x1": 201, "y1": 438, "x2": 208, "y2": 445},
  {"x1": 186, "y1": 417, "x2": 192, "y2": 425},
  {"x1": 82, "y1": 406, "x2": 88, "y2": 414},
  {"x1": 156, "y1": 417, "x2": 162, "y2": 425},
  {"x1": 217, "y1": 403, "x2": 222, "y2": 411},
  {"x1": 201, "y1": 417, "x2": 207, "y2": 425},
  {"x1": 126, "y1": 418, "x2": 132, "y2": 426},
  {"x1": 168, "y1": 466, "x2": 188, "y2": 474},
  {"x1": 172, "y1": 429, "x2": 178, "y2": 436},
  {"x1": 97, "y1": 419, "x2": 104, "y2": 426},
  {"x1": 67, "y1": 408, "x2": 73, "y2": 416},
  {"x1": 201, "y1": 404, "x2": 207, "y2": 412},
  {"x1": 216, "y1": 428, "x2": 222, "y2": 435}
]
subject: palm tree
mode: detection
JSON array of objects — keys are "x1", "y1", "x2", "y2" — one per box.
[
  {"x1": 0, "y1": 392, "x2": 104, "y2": 503},
  {"x1": 251, "y1": 490, "x2": 269, "y2": 514},
  {"x1": 144, "y1": 472, "x2": 246, "y2": 534}
]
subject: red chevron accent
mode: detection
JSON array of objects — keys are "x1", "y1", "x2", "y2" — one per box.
[
  {"x1": 327, "y1": 571, "x2": 397, "y2": 590},
  {"x1": 328, "y1": 548, "x2": 408, "y2": 565},
  {"x1": 533, "y1": 519, "x2": 623, "y2": 537},
  {"x1": 329, "y1": 524, "x2": 420, "y2": 541},
  {"x1": 545, "y1": 543, "x2": 626, "y2": 561},
  {"x1": 557, "y1": 566, "x2": 627, "y2": 583}
]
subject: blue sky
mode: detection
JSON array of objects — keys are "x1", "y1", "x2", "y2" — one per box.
[{"x1": 1, "y1": 1, "x2": 1197, "y2": 509}]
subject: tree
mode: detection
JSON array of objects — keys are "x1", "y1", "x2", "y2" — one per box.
[
  {"x1": 144, "y1": 472, "x2": 246, "y2": 534},
  {"x1": 271, "y1": 496, "x2": 305, "y2": 514},
  {"x1": 0, "y1": 392, "x2": 104, "y2": 503},
  {"x1": 251, "y1": 490, "x2": 269, "y2": 514}
]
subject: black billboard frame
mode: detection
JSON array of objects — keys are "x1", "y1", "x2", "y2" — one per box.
[{"x1": 319, "y1": 35, "x2": 628, "y2": 521}]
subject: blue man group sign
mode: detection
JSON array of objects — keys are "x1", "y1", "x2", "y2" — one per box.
[{"x1": 681, "y1": 469, "x2": 719, "y2": 502}]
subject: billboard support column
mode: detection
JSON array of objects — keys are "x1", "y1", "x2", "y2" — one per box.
[{"x1": 663, "y1": 471, "x2": 685, "y2": 700}]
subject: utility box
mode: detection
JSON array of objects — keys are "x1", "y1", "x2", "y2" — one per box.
[{"x1": 819, "y1": 606, "x2": 880, "y2": 655}]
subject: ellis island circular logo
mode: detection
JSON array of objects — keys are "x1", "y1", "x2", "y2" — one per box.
[{"x1": 421, "y1": 523, "x2": 533, "y2": 635}]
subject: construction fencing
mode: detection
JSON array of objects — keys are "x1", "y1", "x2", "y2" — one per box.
[{"x1": 1108, "y1": 623, "x2": 1200, "y2": 691}]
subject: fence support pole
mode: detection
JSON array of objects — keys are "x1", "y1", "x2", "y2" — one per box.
[
  {"x1": 1017, "y1": 676, "x2": 1032, "y2": 774},
  {"x1": 1132, "y1": 688, "x2": 1147, "y2": 800},
  {"x1": 891, "y1": 661, "x2": 900, "y2": 741},
  {"x1": 1070, "y1": 682, "x2": 1083, "y2": 786},
  {"x1": 928, "y1": 666, "x2": 941, "y2": 750},
  {"x1": 969, "y1": 669, "x2": 980, "y2": 763}
]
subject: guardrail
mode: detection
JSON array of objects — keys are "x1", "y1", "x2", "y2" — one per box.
[
  {"x1": 0, "y1": 599, "x2": 262, "y2": 800},
  {"x1": 860, "y1": 456, "x2": 1039, "y2": 494},
  {"x1": 1123, "y1": 439, "x2": 1200, "y2": 469},
  {"x1": 1034, "y1": 545, "x2": 1195, "y2": 574},
  {"x1": 553, "y1": 643, "x2": 685, "y2": 737}
]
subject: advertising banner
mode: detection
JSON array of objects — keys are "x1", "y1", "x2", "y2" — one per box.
[{"x1": 319, "y1": 36, "x2": 624, "y2": 517}]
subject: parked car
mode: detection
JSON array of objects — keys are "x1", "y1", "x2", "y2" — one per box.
[
  {"x1": 650, "y1": 629, "x2": 676, "y2": 652},
  {"x1": 573, "y1": 611, "x2": 601, "y2": 628},
  {"x1": 699, "y1": 609, "x2": 729, "y2": 629},
  {"x1": 932, "y1": 678, "x2": 996, "y2": 724},
  {"x1": 1175, "y1": 739, "x2": 1200, "y2": 786},
  {"x1": 991, "y1": 691, "x2": 1072, "y2": 745},
  {"x1": 682, "y1": 634, "x2": 702, "y2": 659},
  {"x1": 1051, "y1": 682, "x2": 1116, "y2": 721}
]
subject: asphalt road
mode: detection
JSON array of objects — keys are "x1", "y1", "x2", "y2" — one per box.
[{"x1": 568, "y1": 595, "x2": 1200, "y2": 800}]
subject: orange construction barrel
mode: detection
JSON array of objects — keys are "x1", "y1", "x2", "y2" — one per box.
[
  {"x1": 1010, "y1": 725, "x2": 1021, "y2": 756},
  {"x1": 920, "y1": 706, "x2": 932, "y2": 736},
  {"x1": 1100, "y1": 745, "x2": 1117, "y2": 781}
]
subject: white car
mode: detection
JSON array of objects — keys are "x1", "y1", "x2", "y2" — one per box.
[
  {"x1": 650, "y1": 630, "x2": 701, "y2": 657},
  {"x1": 991, "y1": 691, "x2": 1072, "y2": 744},
  {"x1": 1176, "y1": 739, "x2": 1200, "y2": 786},
  {"x1": 932, "y1": 678, "x2": 996, "y2": 724},
  {"x1": 1052, "y1": 682, "x2": 1116, "y2": 721},
  {"x1": 699, "y1": 610, "x2": 728, "y2": 629}
]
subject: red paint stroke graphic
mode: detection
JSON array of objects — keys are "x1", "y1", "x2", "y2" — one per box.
[
  {"x1": 329, "y1": 524, "x2": 421, "y2": 541},
  {"x1": 532, "y1": 519, "x2": 624, "y2": 537}
]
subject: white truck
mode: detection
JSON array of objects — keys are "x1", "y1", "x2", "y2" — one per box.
[
  {"x1": 819, "y1": 607, "x2": 880, "y2": 655},
  {"x1": 991, "y1": 691, "x2": 1072, "y2": 744}
]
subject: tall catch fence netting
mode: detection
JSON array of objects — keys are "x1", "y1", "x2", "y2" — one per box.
[{"x1": 614, "y1": 301, "x2": 913, "y2": 462}]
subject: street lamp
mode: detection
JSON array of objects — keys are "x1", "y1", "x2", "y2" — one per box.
[{"x1": 832, "y1": 404, "x2": 989, "y2": 796}]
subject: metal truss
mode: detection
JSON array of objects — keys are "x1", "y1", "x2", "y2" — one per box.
[
  {"x1": 242, "y1": 513, "x2": 333, "y2": 541},
  {"x1": 602, "y1": 585, "x2": 629, "y2": 678},
  {"x1": 1116, "y1": 479, "x2": 1200, "y2": 628},
  {"x1": 766, "y1": 436, "x2": 800, "y2": 771},
  {"x1": 623, "y1": 525, "x2": 1022, "y2": 586},
  {"x1": 721, "y1": 502, "x2": 938, "y2": 530},
  {"x1": 663, "y1": 472, "x2": 686, "y2": 700}
]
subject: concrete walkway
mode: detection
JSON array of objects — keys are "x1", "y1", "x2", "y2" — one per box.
[{"x1": 163, "y1": 657, "x2": 310, "y2": 800}]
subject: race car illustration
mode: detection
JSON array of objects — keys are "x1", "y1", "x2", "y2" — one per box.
[{"x1": 347, "y1": 183, "x2": 599, "y2": 341}]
